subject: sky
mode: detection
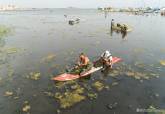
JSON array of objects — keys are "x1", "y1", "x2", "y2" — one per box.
[{"x1": 0, "y1": 0, "x2": 164, "y2": 8}]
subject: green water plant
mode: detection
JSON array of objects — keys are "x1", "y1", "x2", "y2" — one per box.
[
  {"x1": 92, "y1": 81, "x2": 104, "y2": 91},
  {"x1": 159, "y1": 60, "x2": 165, "y2": 66},
  {"x1": 0, "y1": 25, "x2": 10, "y2": 38},
  {"x1": 55, "y1": 86, "x2": 85, "y2": 109}
]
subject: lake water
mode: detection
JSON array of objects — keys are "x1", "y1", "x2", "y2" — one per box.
[{"x1": 0, "y1": 8, "x2": 165, "y2": 114}]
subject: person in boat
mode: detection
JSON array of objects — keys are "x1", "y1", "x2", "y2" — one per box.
[
  {"x1": 117, "y1": 23, "x2": 121, "y2": 27},
  {"x1": 100, "y1": 50, "x2": 113, "y2": 70},
  {"x1": 78, "y1": 53, "x2": 90, "y2": 67},
  {"x1": 111, "y1": 19, "x2": 114, "y2": 29},
  {"x1": 73, "y1": 53, "x2": 92, "y2": 75},
  {"x1": 121, "y1": 24, "x2": 127, "y2": 32}
]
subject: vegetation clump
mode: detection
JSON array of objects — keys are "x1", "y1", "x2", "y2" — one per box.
[
  {"x1": 22, "y1": 101, "x2": 31, "y2": 112},
  {"x1": 92, "y1": 81, "x2": 104, "y2": 91},
  {"x1": 55, "y1": 86, "x2": 85, "y2": 109},
  {"x1": 4, "y1": 91, "x2": 13, "y2": 96},
  {"x1": 125, "y1": 70, "x2": 159, "y2": 80},
  {"x1": 87, "y1": 93, "x2": 97, "y2": 100},
  {"x1": 159, "y1": 60, "x2": 165, "y2": 66},
  {"x1": 26, "y1": 72, "x2": 41, "y2": 80},
  {"x1": 0, "y1": 25, "x2": 11, "y2": 38}
]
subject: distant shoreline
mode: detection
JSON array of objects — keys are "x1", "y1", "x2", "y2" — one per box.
[{"x1": 0, "y1": 7, "x2": 96, "y2": 12}]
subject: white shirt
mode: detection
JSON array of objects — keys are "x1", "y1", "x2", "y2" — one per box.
[{"x1": 101, "y1": 51, "x2": 112, "y2": 61}]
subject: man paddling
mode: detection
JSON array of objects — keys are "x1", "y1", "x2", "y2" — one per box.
[{"x1": 100, "y1": 50, "x2": 113, "y2": 70}]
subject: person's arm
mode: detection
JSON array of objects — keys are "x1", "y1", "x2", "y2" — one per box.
[
  {"x1": 81, "y1": 59, "x2": 88, "y2": 66},
  {"x1": 110, "y1": 56, "x2": 113, "y2": 64},
  {"x1": 77, "y1": 57, "x2": 81, "y2": 66},
  {"x1": 100, "y1": 53, "x2": 104, "y2": 58}
]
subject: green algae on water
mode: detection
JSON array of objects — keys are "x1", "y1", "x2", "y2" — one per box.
[
  {"x1": 92, "y1": 81, "x2": 104, "y2": 91},
  {"x1": 159, "y1": 60, "x2": 165, "y2": 66},
  {"x1": 55, "y1": 80, "x2": 76, "y2": 89},
  {"x1": 4, "y1": 91, "x2": 13, "y2": 97},
  {"x1": 87, "y1": 92, "x2": 97, "y2": 100},
  {"x1": 110, "y1": 69, "x2": 120, "y2": 77},
  {"x1": 22, "y1": 101, "x2": 31, "y2": 113},
  {"x1": 57, "y1": 93, "x2": 85, "y2": 109},
  {"x1": 0, "y1": 25, "x2": 11, "y2": 38},
  {"x1": 26, "y1": 72, "x2": 41, "y2": 80},
  {"x1": 55, "y1": 87, "x2": 85, "y2": 109},
  {"x1": 112, "y1": 82, "x2": 119, "y2": 86},
  {"x1": 125, "y1": 69, "x2": 159, "y2": 80},
  {"x1": 5, "y1": 47, "x2": 18, "y2": 54}
]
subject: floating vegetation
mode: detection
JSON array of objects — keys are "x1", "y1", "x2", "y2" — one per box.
[
  {"x1": 0, "y1": 25, "x2": 11, "y2": 38},
  {"x1": 22, "y1": 105, "x2": 31, "y2": 112},
  {"x1": 55, "y1": 86, "x2": 85, "y2": 109},
  {"x1": 125, "y1": 71, "x2": 134, "y2": 76},
  {"x1": 105, "y1": 85, "x2": 110, "y2": 90},
  {"x1": 134, "y1": 61, "x2": 145, "y2": 68},
  {"x1": 0, "y1": 47, "x2": 20, "y2": 65},
  {"x1": 41, "y1": 54, "x2": 56, "y2": 63},
  {"x1": 159, "y1": 60, "x2": 165, "y2": 66},
  {"x1": 22, "y1": 101, "x2": 31, "y2": 112},
  {"x1": 133, "y1": 48, "x2": 145, "y2": 54},
  {"x1": 13, "y1": 96, "x2": 19, "y2": 100},
  {"x1": 55, "y1": 81, "x2": 76, "y2": 89},
  {"x1": 4, "y1": 91, "x2": 13, "y2": 96},
  {"x1": 44, "y1": 91, "x2": 54, "y2": 97},
  {"x1": 26, "y1": 72, "x2": 41, "y2": 80},
  {"x1": 112, "y1": 82, "x2": 119, "y2": 86},
  {"x1": 125, "y1": 70, "x2": 158, "y2": 80},
  {"x1": 92, "y1": 81, "x2": 104, "y2": 91},
  {"x1": 87, "y1": 92, "x2": 97, "y2": 100},
  {"x1": 70, "y1": 84, "x2": 81, "y2": 90},
  {"x1": 125, "y1": 71, "x2": 148, "y2": 79},
  {"x1": 82, "y1": 83, "x2": 92, "y2": 91},
  {"x1": 5, "y1": 47, "x2": 18, "y2": 54},
  {"x1": 110, "y1": 69, "x2": 120, "y2": 77},
  {"x1": 146, "y1": 105, "x2": 165, "y2": 114}
]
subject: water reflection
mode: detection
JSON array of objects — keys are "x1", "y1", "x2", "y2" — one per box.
[
  {"x1": 110, "y1": 28, "x2": 128, "y2": 40},
  {"x1": 104, "y1": 11, "x2": 108, "y2": 19}
]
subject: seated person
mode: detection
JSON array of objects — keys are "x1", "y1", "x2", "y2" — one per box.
[
  {"x1": 71, "y1": 53, "x2": 92, "y2": 75},
  {"x1": 100, "y1": 50, "x2": 113, "y2": 70}
]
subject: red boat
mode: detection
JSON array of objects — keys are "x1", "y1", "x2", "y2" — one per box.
[{"x1": 52, "y1": 57, "x2": 122, "y2": 81}]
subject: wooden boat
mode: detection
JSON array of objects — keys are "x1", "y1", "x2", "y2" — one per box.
[{"x1": 112, "y1": 24, "x2": 132, "y2": 32}]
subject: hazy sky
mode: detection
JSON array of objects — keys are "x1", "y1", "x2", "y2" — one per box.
[{"x1": 0, "y1": 0, "x2": 164, "y2": 8}]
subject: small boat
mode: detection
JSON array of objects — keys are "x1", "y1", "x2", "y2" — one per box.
[
  {"x1": 68, "y1": 18, "x2": 80, "y2": 25},
  {"x1": 52, "y1": 57, "x2": 122, "y2": 81},
  {"x1": 112, "y1": 24, "x2": 132, "y2": 32}
]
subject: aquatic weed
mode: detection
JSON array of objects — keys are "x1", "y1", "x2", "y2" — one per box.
[
  {"x1": 55, "y1": 87, "x2": 86, "y2": 109},
  {"x1": 0, "y1": 25, "x2": 11, "y2": 38},
  {"x1": 92, "y1": 81, "x2": 104, "y2": 91},
  {"x1": 159, "y1": 60, "x2": 165, "y2": 66},
  {"x1": 87, "y1": 92, "x2": 98, "y2": 100}
]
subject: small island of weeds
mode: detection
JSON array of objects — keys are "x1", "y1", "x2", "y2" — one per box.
[{"x1": 0, "y1": 25, "x2": 11, "y2": 38}]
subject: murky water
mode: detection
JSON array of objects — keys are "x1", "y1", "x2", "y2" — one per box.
[{"x1": 0, "y1": 9, "x2": 165, "y2": 114}]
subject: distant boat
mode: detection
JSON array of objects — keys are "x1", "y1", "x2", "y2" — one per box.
[{"x1": 68, "y1": 18, "x2": 80, "y2": 25}]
